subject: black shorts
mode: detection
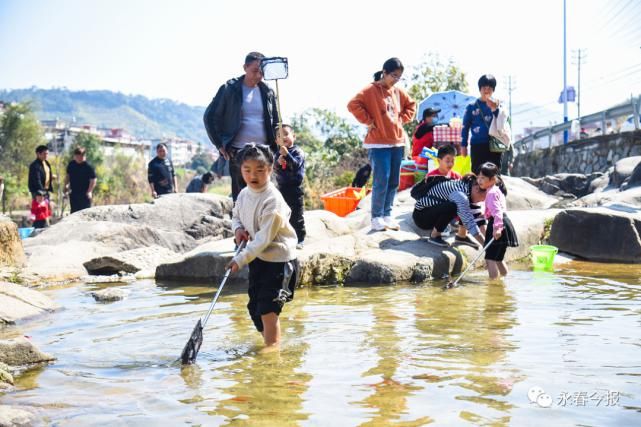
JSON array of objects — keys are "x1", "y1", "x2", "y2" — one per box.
[{"x1": 247, "y1": 258, "x2": 299, "y2": 332}]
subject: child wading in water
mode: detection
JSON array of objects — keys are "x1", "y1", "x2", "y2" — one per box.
[
  {"x1": 477, "y1": 162, "x2": 519, "y2": 279},
  {"x1": 227, "y1": 143, "x2": 299, "y2": 348}
]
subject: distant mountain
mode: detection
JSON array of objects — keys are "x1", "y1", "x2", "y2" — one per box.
[{"x1": 0, "y1": 87, "x2": 209, "y2": 145}]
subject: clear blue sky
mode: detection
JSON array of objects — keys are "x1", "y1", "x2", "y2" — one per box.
[{"x1": 1, "y1": 0, "x2": 640, "y2": 136}]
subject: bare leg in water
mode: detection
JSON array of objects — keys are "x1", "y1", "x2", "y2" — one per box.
[
  {"x1": 260, "y1": 312, "x2": 281, "y2": 352},
  {"x1": 486, "y1": 260, "x2": 500, "y2": 279},
  {"x1": 497, "y1": 261, "x2": 508, "y2": 276}
]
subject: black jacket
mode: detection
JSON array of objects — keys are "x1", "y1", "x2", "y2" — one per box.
[
  {"x1": 203, "y1": 75, "x2": 279, "y2": 153},
  {"x1": 28, "y1": 158, "x2": 53, "y2": 195},
  {"x1": 275, "y1": 145, "x2": 305, "y2": 188}
]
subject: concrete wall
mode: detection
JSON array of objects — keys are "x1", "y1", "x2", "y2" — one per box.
[{"x1": 512, "y1": 130, "x2": 641, "y2": 178}]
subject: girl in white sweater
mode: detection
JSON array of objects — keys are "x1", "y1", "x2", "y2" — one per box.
[{"x1": 227, "y1": 143, "x2": 299, "y2": 348}]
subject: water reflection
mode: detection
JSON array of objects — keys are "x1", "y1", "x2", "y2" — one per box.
[
  {"x1": 358, "y1": 298, "x2": 429, "y2": 426},
  {"x1": 0, "y1": 264, "x2": 640, "y2": 425},
  {"x1": 408, "y1": 280, "x2": 519, "y2": 425}
]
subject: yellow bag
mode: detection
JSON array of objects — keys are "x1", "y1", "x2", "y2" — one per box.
[{"x1": 453, "y1": 155, "x2": 472, "y2": 176}]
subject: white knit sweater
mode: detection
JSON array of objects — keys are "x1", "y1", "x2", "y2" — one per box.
[{"x1": 231, "y1": 182, "x2": 297, "y2": 268}]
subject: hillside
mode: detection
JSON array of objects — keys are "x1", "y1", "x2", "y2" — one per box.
[{"x1": 0, "y1": 87, "x2": 209, "y2": 144}]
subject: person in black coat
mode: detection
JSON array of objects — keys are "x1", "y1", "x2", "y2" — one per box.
[
  {"x1": 148, "y1": 143, "x2": 177, "y2": 198},
  {"x1": 64, "y1": 146, "x2": 97, "y2": 213},
  {"x1": 203, "y1": 51, "x2": 280, "y2": 202},
  {"x1": 28, "y1": 145, "x2": 54, "y2": 198},
  {"x1": 274, "y1": 124, "x2": 306, "y2": 247}
]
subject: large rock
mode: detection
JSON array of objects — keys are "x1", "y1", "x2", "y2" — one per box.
[
  {"x1": 156, "y1": 206, "x2": 554, "y2": 285},
  {"x1": 0, "y1": 362, "x2": 14, "y2": 389},
  {"x1": 549, "y1": 205, "x2": 641, "y2": 263},
  {"x1": 22, "y1": 193, "x2": 233, "y2": 281},
  {"x1": 0, "y1": 405, "x2": 35, "y2": 427},
  {"x1": 0, "y1": 337, "x2": 55, "y2": 366},
  {"x1": 156, "y1": 238, "x2": 249, "y2": 282},
  {"x1": 0, "y1": 217, "x2": 24, "y2": 267},
  {"x1": 610, "y1": 156, "x2": 641, "y2": 188},
  {"x1": 0, "y1": 282, "x2": 59, "y2": 324},
  {"x1": 569, "y1": 186, "x2": 641, "y2": 208},
  {"x1": 519, "y1": 173, "x2": 603, "y2": 198},
  {"x1": 502, "y1": 177, "x2": 559, "y2": 209},
  {"x1": 83, "y1": 245, "x2": 180, "y2": 275},
  {"x1": 621, "y1": 162, "x2": 641, "y2": 191}
]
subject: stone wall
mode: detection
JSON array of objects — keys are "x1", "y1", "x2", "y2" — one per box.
[{"x1": 512, "y1": 130, "x2": 641, "y2": 178}]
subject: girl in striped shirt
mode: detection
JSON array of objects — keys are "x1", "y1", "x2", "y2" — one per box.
[{"x1": 413, "y1": 174, "x2": 487, "y2": 247}]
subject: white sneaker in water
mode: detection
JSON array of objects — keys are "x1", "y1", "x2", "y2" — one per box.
[
  {"x1": 371, "y1": 217, "x2": 387, "y2": 231},
  {"x1": 384, "y1": 216, "x2": 400, "y2": 230}
]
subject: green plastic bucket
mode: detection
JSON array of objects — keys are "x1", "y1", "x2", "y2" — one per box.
[{"x1": 530, "y1": 245, "x2": 558, "y2": 270}]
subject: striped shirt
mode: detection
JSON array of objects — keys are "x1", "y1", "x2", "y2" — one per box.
[
  {"x1": 469, "y1": 202, "x2": 486, "y2": 228},
  {"x1": 414, "y1": 180, "x2": 480, "y2": 236}
]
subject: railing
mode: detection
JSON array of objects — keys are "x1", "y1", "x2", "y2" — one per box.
[{"x1": 513, "y1": 95, "x2": 641, "y2": 153}]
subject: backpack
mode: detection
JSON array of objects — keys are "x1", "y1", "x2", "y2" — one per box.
[{"x1": 410, "y1": 175, "x2": 452, "y2": 200}]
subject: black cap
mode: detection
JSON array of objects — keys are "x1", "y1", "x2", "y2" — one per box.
[{"x1": 422, "y1": 108, "x2": 441, "y2": 119}]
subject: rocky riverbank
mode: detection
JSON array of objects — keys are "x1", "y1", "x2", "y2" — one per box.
[{"x1": 1, "y1": 168, "x2": 641, "y2": 422}]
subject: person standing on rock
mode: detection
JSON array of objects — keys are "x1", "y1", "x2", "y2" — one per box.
[
  {"x1": 226, "y1": 143, "x2": 299, "y2": 349},
  {"x1": 203, "y1": 51, "x2": 280, "y2": 202},
  {"x1": 148, "y1": 143, "x2": 177, "y2": 198},
  {"x1": 30, "y1": 190, "x2": 51, "y2": 229},
  {"x1": 347, "y1": 57, "x2": 416, "y2": 232},
  {"x1": 274, "y1": 124, "x2": 306, "y2": 249},
  {"x1": 28, "y1": 145, "x2": 54, "y2": 199},
  {"x1": 461, "y1": 74, "x2": 504, "y2": 174},
  {"x1": 64, "y1": 147, "x2": 97, "y2": 213}
]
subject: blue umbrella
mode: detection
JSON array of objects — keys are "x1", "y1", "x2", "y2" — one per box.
[{"x1": 417, "y1": 90, "x2": 477, "y2": 124}]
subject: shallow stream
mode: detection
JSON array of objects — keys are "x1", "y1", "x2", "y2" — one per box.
[{"x1": 1, "y1": 261, "x2": 641, "y2": 426}]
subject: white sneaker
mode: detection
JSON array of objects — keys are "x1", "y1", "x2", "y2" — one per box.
[
  {"x1": 384, "y1": 216, "x2": 400, "y2": 230},
  {"x1": 371, "y1": 217, "x2": 387, "y2": 231}
]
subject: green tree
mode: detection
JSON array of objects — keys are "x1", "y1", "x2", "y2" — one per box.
[
  {"x1": 406, "y1": 53, "x2": 469, "y2": 103},
  {"x1": 0, "y1": 102, "x2": 46, "y2": 210},
  {"x1": 404, "y1": 53, "x2": 469, "y2": 136},
  {"x1": 290, "y1": 109, "x2": 368, "y2": 208},
  {"x1": 189, "y1": 146, "x2": 213, "y2": 171}
]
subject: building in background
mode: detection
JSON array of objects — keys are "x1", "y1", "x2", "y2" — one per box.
[{"x1": 40, "y1": 121, "x2": 151, "y2": 162}]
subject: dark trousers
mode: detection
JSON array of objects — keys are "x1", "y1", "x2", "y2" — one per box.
[
  {"x1": 70, "y1": 195, "x2": 91, "y2": 213},
  {"x1": 412, "y1": 202, "x2": 457, "y2": 233},
  {"x1": 33, "y1": 219, "x2": 47, "y2": 229},
  {"x1": 280, "y1": 185, "x2": 306, "y2": 243},
  {"x1": 471, "y1": 143, "x2": 503, "y2": 175},
  {"x1": 228, "y1": 148, "x2": 246, "y2": 202}
]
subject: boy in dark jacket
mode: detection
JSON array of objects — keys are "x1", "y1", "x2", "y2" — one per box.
[{"x1": 275, "y1": 124, "x2": 306, "y2": 248}]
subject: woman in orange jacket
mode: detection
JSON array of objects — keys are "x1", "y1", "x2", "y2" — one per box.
[{"x1": 347, "y1": 58, "x2": 416, "y2": 231}]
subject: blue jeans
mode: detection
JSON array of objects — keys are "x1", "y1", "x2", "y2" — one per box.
[{"x1": 368, "y1": 146, "x2": 404, "y2": 218}]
